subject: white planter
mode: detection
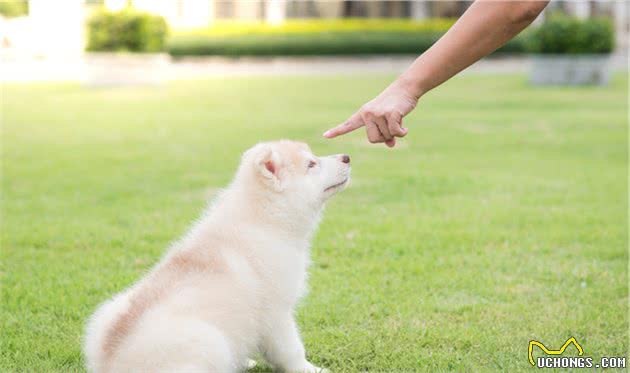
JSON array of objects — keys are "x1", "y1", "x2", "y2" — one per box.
[
  {"x1": 83, "y1": 52, "x2": 170, "y2": 86},
  {"x1": 530, "y1": 54, "x2": 611, "y2": 86}
]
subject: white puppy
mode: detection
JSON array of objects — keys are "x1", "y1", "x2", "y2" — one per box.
[{"x1": 84, "y1": 140, "x2": 351, "y2": 373}]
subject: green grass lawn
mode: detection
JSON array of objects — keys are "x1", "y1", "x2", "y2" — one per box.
[{"x1": 1, "y1": 73, "x2": 627, "y2": 372}]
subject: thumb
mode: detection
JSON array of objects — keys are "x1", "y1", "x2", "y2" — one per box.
[{"x1": 323, "y1": 112, "x2": 364, "y2": 138}]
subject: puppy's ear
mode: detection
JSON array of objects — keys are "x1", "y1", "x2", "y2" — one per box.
[{"x1": 254, "y1": 145, "x2": 283, "y2": 191}]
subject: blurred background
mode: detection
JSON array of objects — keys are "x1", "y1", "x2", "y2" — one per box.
[{"x1": 0, "y1": 0, "x2": 627, "y2": 82}]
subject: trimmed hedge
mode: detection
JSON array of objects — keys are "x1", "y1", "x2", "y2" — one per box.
[
  {"x1": 173, "y1": 18, "x2": 456, "y2": 36},
  {"x1": 168, "y1": 19, "x2": 449, "y2": 57},
  {"x1": 526, "y1": 14, "x2": 614, "y2": 54},
  {"x1": 0, "y1": 0, "x2": 27, "y2": 18},
  {"x1": 169, "y1": 31, "x2": 442, "y2": 57},
  {"x1": 168, "y1": 19, "x2": 528, "y2": 57},
  {"x1": 87, "y1": 8, "x2": 168, "y2": 53}
]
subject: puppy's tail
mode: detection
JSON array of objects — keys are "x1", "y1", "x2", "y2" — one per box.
[{"x1": 83, "y1": 293, "x2": 131, "y2": 373}]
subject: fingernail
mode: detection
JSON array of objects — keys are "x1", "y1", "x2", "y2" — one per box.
[{"x1": 323, "y1": 131, "x2": 331, "y2": 137}]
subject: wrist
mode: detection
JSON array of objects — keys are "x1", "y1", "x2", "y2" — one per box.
[{"x1": 396, "y1": 71, "x2": 428, "y2": 101}]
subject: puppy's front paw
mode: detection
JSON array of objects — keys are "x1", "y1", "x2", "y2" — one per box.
[
  {"x1": 301, "y1": 361, "x2": 328, "y2": 373},
  {"x1": 245, "y1": 358, "x2": 257, "y2": 369}
]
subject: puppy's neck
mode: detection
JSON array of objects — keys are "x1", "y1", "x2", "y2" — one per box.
[{"x1": 208, "y1": 184, "x2": 323, "y2": 243}]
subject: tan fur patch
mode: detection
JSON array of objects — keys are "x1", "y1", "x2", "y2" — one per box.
[
  {"x1": 101, "y1": 287, "x2": 155, "y2": 361},
  {"x1": 101, "y1": 249, "x2": 226, "y2": 365}
]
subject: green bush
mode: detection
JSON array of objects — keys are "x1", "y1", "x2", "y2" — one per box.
[
  {"x1": 86, "y1": 8, "x2": 168, "y2": 53},
  {"x1": 526, "y1": 14, "x2": 614, "y2": 54}
]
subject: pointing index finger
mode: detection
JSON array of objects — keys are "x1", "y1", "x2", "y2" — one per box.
[{"x1": 323, "y1": 112, "x2": 364, "y2": 138}]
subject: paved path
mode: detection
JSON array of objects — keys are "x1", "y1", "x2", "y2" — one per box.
[
  {"x1": 1, "y1": 53, "x2": 627, "y2": 83},
  {"x1": 169, "y1": 55, "x2": 536, "y2": 79}
]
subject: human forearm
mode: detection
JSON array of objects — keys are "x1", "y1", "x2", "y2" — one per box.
[
  {"x1": 401, "y1": 0, "x2": 549, "y2": 98},
  {"x1": 324, "y1": 0, "x2": 549, "y2": 146}
]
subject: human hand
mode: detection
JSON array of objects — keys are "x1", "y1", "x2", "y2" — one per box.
[{"x1": 323, "y1": 78, "x2": 420, "y2": 147}]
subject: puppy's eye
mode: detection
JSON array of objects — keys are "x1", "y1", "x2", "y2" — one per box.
[{"x1": 307, "y1": 160, "x2": 317, "y2": 169}]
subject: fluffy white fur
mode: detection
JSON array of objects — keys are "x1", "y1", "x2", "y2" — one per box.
[{"x1": 84, "y1": 140, "x2": 350, "y2": 373}]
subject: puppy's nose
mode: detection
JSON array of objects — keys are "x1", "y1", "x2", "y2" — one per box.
[{"x1": 341, "y1": 154, "x2": 350, "y2": 164}]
